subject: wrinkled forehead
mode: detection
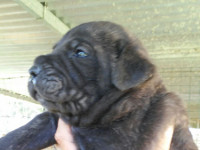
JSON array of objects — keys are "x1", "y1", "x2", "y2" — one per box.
[
  {"x1": 53, "y1": 22, "x2": 129, "y2": 53},
  {"x1": 53, "y1": 28, "x2": 94, "y2": 50}
]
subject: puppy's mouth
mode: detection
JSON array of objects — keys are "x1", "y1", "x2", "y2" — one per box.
[
  {"x1": 28, "y1": 67, "x2": 90, "y2": 121},
  {"x1": 28, "y1": 74, "x2": 63, "y2": 101}
]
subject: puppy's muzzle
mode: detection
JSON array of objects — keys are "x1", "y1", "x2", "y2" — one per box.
[
  {"x1": 28, "y1": 55, "x2": 65, "y2": 102},
  {"x1": 29, "y1": 65, "x2": 63, "y2": 93}
]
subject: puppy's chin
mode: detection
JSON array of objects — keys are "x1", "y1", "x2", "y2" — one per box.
[
  {"x1": 40, "y1": 97, "x2": 91, "y2": 126},
  {"x1": 29, "y1": 81, "x2": 92, "y2": 125}
]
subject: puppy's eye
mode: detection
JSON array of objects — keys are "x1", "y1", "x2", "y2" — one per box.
[{"x1": 74, "y1": 47, "x2": 88, "y2": 58}]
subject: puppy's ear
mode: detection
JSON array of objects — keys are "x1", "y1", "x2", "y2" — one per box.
[{"x1": 112, "y1": 40, "x2": 155, "y2": 91}]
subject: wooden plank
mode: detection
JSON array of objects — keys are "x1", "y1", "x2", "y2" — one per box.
[
  {"x1": 0, "y1": 88, "x2": 38, "y2": 104},
  {"x1": 149, "y1": 49, "x2": 200, "y2": 59},
  {"x1": 14, "y1": 0, "x2": 70, "y2": 35}
]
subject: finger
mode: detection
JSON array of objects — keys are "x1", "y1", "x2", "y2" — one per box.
[{"x1": 55, "y1": 118, "x2": 77, "y2": 150}]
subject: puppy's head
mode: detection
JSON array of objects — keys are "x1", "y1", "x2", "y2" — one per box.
[{"x1": 28, "y1": 21, "x2": 155, "y2": 125}]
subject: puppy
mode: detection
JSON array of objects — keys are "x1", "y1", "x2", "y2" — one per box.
[{"x1": 0, "y1": 21, "x2": 198, "y2": 150}]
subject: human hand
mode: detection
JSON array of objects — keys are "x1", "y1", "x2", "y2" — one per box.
[{"x1": 55, "y1": 118, "x2": 77, "y2": 150}]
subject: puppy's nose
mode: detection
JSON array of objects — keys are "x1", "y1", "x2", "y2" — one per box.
[{"x1": 29, "y1": 66, "x2": 41, "y2": 77}]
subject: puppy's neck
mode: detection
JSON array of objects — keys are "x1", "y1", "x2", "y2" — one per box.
[
  {"x1": 100, "y1": 77, "x2": 165, "y2": 125},
  {"x1": 78, "y1": 88, "x2": 129, "y2": 127},
  {"x1": 78, "y1": 76, "x2": 165, "y2": 127}
]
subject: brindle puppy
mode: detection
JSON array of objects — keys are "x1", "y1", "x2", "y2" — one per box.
[{"x1": 0, "y1": 21, "x2": 198, "y2": 150}]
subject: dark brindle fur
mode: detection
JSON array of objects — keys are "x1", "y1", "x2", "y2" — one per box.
[{"x1": 0, "y1": 21, "x2": 198, "y2": 150}]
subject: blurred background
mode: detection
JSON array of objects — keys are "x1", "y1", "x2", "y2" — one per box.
[{"x1": 0, "y1": 0, "x2": 199, "y2": 149}]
